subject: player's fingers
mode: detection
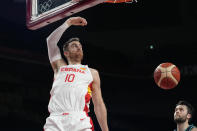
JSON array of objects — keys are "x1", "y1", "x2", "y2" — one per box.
[
  {"x1": 76, "y1": 20, "x2": 87, "y2": 26},
  {"x1": 83, "y1": 19, "x2": 87, "y2": 25},
  {"x1": 77, "y1": 17, "x2": 87, "y2": 25},
  {"x1": 69, "y1": 17, "x2": 87, "y2": 26},
  {"x1": 80, "y1": 18, "x2": 87, "y2": 26}
]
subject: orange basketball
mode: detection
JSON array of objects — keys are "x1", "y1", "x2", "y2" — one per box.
[{"x1": 154, "y1": 63, "x2": 180, "y2": 90}]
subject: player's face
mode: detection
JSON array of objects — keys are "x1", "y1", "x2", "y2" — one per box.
[
  {"x1": 66, "y1": 41, "x2": 83, "y2": 61},
  {"x1": 174, "y1": 105, "x2": 190, "y2": 123}
]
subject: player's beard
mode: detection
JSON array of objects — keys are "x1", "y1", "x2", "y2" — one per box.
[
  {"x1": 174, "y1": 115, "x2": 187, "y2": 124},
  {"x1": 69, "y1": 51, "x2": 83, "y2": 63}
]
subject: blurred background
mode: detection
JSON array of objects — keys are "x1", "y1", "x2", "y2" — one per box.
[{"x1": 0, "y1": 0, "x2": 197, "y2": 130}]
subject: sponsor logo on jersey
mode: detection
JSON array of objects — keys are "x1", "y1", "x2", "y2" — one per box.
[{"x1": 61, "y1": 67, "x2": 85, "y2": 74}]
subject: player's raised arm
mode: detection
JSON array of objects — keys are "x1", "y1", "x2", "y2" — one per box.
[
  {"x1": 46, "y1": 17, "x2": 87, "y2": 73},
  {"x1": 90, "y1": 68, "x2": 109, "y2": 131}
]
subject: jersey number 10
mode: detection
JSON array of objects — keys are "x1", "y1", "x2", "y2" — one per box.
[{"x1": 65, "y1": 74, "x2": 75, "y2": 82}]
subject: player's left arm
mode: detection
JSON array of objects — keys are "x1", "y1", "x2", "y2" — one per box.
[
  {"x1": 90, "y1": 68, "x2": 109, "y2": 131},
  {"x1": 192, "y1": 127, "x2": 197, "y2": 131}
]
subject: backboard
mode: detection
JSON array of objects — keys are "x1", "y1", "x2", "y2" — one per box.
[{"x1": 26, "y1": 0, "x2": 106, "y2": 30}]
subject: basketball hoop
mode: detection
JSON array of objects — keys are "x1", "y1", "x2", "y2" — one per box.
[{"x1": 104, "y1": 0, "x2": 137, "y2": 4}]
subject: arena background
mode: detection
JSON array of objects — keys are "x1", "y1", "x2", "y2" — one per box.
[{"x1": 0, "y1": 0, "x2": 197, "y2": 131}]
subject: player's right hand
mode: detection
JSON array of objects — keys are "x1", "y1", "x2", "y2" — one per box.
[{"x1": 66, "y1": 17, "x2": 87, "y2": 26}]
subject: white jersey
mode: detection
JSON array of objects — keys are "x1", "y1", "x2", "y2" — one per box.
[{"x1": 48, "y1": 64, "x2": 93, "y2": 114}]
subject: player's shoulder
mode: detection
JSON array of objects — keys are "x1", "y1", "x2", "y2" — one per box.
[
  {"x1": 89, "y1": 67, "x2": 98, "y2": 72},
  {"x1": 89, "y1": 68, "x2": 99, "y2": 75},
  {"x1": 191, "y1": 127, "x2": 197, "y2": 131}
]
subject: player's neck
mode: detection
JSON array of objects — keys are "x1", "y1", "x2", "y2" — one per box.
[
  {"x1": 177, "y1": 122, "x2": 189, "y2": 131},
  {"x1": 68, "y1": 60, "x2": 81, "y2": 65}
]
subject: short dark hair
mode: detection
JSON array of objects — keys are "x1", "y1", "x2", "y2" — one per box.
[
  {"x1": 63, "y1": 37, "x2": 80, "y2": 52},
  {"x1": 176, "y1": 100, "x2": 195, "y2": 122}
]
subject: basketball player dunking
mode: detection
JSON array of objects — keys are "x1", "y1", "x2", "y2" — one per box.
[{"x1": 43, "y1": 17, "x2": 109, "y2": 131}]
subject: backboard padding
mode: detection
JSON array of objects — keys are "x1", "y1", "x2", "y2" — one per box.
[{"x1": 26, "y1": 0, "x2": 106, "y2": 30}]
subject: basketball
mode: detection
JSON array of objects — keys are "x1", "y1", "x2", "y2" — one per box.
[{"x1": 154, "y1": 62, "x2": 180, "y2": 90}]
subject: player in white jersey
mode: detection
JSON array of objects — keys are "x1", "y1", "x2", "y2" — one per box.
[{"x1": 43, "y1": 17, "x2": 109, "y2": 131}]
